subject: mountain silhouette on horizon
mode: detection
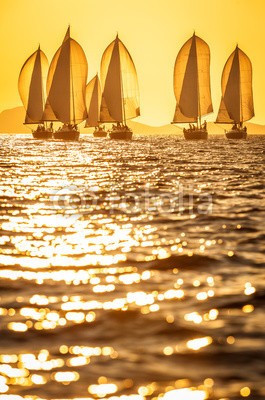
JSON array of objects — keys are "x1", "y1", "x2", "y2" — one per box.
[{"x1": 0, "y1": 106, "x2": 264, "y2": 135}]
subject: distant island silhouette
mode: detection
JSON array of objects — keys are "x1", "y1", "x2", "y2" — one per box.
[{"x1": 0, "y1": 106, "x2": 264, "y2": 135}]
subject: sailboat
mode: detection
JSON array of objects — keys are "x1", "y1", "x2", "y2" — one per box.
[
  {"x1": 100, "y1": 34, "x2": 140, "y2": 140},
  {"x1": 172, "y1": 33, "x2": 213, "y2": 140},
  {"x1": 85, "y1": 75, "x2": 107, "y2": 137},
  {"x1": 216, "y1": 45, "x2": 254, "y2": 139},
  {"x1": 18, "y1": 46, "x2": 53, "y2": 139},
  {"x1": 43, "y1": 27, "x2": 88, "y2": 141}
]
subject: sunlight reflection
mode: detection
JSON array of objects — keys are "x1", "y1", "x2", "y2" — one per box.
[
  {"x1": 240, "y1": 386, "x2": 251, "y2": 397},
  {"x1": 242, "y1": 304, "x2": 254, "y2": 313},
  {"x1": 244, "y1": 282, "x2": 256, "y2": 295},
  {"x1": 7, "y1": 322, "x2": 28, "y2": 332},
  {"x1": 163, "y1": 388, "x2": 208, "y2": 399},
  {"x1": 53, "y1": 371, "x2": 80, "y2": 383},
  {"x1": 186, "y1": 337, "x2": 213, "y2": 351},
  {"x1": 88, "y1": 383, "x2": 118, "y2": 396}
]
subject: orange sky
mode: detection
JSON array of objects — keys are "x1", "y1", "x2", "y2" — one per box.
[{"x1": 0, "y1": 0, "x2": 264, "y2": 126}]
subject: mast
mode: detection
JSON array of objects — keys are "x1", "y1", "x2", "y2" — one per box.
[
  {"x1": 68, "y1": 26, "x2": 76, "y2": 125},
  {"x1": 38, "y1": 46, "x2": 48, "y2": 128},
  {"x1": 38, "y1": 46, "x2": 45, "y2": 126},
  {"x1": 194, "y1": 34, "x2": 201, "y2": 128},
  {"x1": 117, "y1": 36, "x2": 126, "y2": 125},
  {"x1": 70, "y1": 51, "x2": 76, "y2": 124},
  {"x1": 237, "y1": 47, "x2": 243, "y2": 125},
  {"x1": 235, "y1": 45, "x2": 243, "y2": 126}
]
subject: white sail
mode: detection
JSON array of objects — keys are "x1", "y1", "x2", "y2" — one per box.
[
  {"x1": 100, "y1": 35, "x2": 140, "y2": 123},
  {"x1": 43, "y1": 27, "x2": 88, "y2": 124},
  {"x1": 216, "y1": 46, "x2": 254, "y2": 124},
  {"x1": 18, "y1": 47, "x2": 48, "y2": 124},
  {"x1": 172, "y1": 34, "x2": 213, "y2": 123},
  {"x1": 85, "y1": 75, "x2": 101, "y2": 127}
]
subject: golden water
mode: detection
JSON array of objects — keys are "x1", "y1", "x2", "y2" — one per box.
[{"x1": 0, "y1": 134, "x2": 264, "y2": 399}]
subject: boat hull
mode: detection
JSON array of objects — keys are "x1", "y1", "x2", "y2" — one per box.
[
  {"x1": 183, "y1": 129, "x2": 208, "y2": 140},
  {"x1": 32, "y1": 130, "x2": 53, "y2": 140},
  {"x1": 93, "y1": 130, "x2": 107, "y2": 138},
  {"x1": 225, "y1": 129, "x2": 247, "y2": 139},
  {"x1": 53, "y1": 130, "x2": 80, "y2": 141},
  {"x1": 109, "y1": 130, "x2": 133, "y2": 140}
]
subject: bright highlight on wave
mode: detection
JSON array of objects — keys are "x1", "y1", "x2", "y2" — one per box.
[
  {"x1": 163, "y1": 388, "x2": 208, "y2": 400},
  {"x1": 88, "y1": 383, "x2": 118, "y2": 396},
  {"x1": 186, "y1": 336, "x2": 213, "y2": 351}
]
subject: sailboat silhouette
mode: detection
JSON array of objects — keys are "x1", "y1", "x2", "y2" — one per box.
[
  {"x1": 100, "y1": 34, "x2": 140, "y2": 140},
  {"x1": 172, "y1": 33, "x2": 213, "y2": 140},
  {"x1": 216, "y1": 45, "x2": 254, "y2": 139}
]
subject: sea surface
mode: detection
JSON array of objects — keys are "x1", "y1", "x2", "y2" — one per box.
[{"x1": 0, "y1": 134, "x2": 264, "y2": 400}]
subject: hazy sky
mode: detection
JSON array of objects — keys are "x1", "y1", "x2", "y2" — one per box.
[{"x1": 0, "y1": 0, "x2": 264, "y2": 126}]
